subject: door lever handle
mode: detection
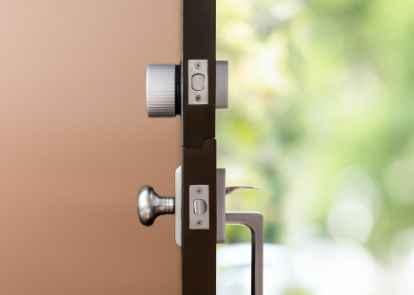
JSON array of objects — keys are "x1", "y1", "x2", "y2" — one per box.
[
  {"x1": 225, "y1": 185, "x2": 260, "y2": 195},
  {"x1": 137, "y1": 185, "x2": 175, "y2": 226},
  {"x1": 226, "y1": 212, "x2": 263, "y2": 295},
  {"x1": 216, "y1": 168, "x2": 264, "y2": 295}
]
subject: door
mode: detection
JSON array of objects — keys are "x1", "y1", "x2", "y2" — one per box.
[
  {"x1": 137, "y1": 0, "x2": 263, "y2": 294},
  {"x1": 0, "y1": 1, "x2": 182, "y2": 294}
]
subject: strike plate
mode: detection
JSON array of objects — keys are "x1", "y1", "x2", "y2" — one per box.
[{"x1": 189, "y1": 185, "x2": 209, "y2": 229}]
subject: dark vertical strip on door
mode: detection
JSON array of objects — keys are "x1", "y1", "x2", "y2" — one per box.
[
  {"x1": 182, "y1": 139, "x2": 217, "y2": 295},
  {"x1": 181, "y1": 0, "x2": 217, "y2": 293},
  {"x1": 182, "y1": 0, "x2": 216, "y2": 148}
]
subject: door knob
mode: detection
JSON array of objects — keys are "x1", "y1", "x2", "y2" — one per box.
[
  {"x1": 137, "y1": 185, "x2": 175, "y2": 226},
  {"x1": 136, "y1": 167, "x2": 182, "y2": 246}
]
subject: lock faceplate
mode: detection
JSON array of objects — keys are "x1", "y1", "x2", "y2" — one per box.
[
  {"x1": 188, "y1": 60, "x2": 208, "y2": 105},
  {"x1": 189, "y1": 185, "x2": 209, "y2": 229}
]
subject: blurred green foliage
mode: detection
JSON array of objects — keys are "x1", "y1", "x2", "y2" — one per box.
[{"x1": 217, "y1": 0, "x2": 414, "y2": 257}]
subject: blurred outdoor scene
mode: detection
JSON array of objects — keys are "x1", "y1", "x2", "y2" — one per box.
[{"x1": 215, "y1": 0, "x2": 414, "y2": 294}]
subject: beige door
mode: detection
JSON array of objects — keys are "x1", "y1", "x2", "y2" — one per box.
[{"x1": 0, "y1": 1, "x2": 181, "y2": 294}]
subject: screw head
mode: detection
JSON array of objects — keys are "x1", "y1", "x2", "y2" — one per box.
[
  {"x1": 195, "y1": 62, "x2": 202, "y2": 69},
  {"x1": 195, "y1": 95, "x2": 202, "y2": 102},
  {"x1": 196, "y1": 220, "x2": 203, "y2": 226},
  {"x1": 196, "y1": 188, "x2": 203, "y2": 195}
]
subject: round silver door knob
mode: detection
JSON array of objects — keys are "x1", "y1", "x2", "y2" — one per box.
[
  {"x1": 137, "y1": 185, "x2": 175, "y2": 226},
  {"x1": 146, "y1": 64, "x2": 180, "y2": 117}
]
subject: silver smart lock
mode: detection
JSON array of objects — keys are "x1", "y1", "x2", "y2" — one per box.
[{"x1": 145, "y1": 60, "x2": 228, "y2": 117}]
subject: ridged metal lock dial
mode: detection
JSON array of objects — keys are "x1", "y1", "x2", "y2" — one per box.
[{"x1": 146, "y1": 64, "x2": 180, "y2": 117}]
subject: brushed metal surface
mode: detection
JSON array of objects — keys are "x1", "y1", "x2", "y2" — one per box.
[
  {"x1": 188, "y1": 60, "x2": 208, "y2": 105},
  {"x1": 189, "y1": 185, "x2": 209, "y2": 229},
  {"x1": 216, "y1": 168, "x2": 260, "y2": 244},
  {"x1": 146, "y1": 64, "x2": 177, "y2": 117},
  {"x1": 216, "y1": 60, "x2": 228, "y2": 109}
]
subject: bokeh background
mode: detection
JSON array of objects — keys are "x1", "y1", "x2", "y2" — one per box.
[{"x1": 216, "y1": 0, "x2": 414, "y2": 294}]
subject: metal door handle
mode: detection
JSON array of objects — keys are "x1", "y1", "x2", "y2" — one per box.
[
  {"x1": 226, "y1": 212, "x2": 263, "y2": 295},
  {"x1": 225, "y1": 185, "x2": 260, "y2": 195},
  {"x1": 137, "y1": 167, "x2": 183, "y2": 247},
  {"x1": 137, "y1": 186, "x2": 175, "y2": 226},
  {"x1": 216, "y1": 168, "x2": 264, "y2": 295}
]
